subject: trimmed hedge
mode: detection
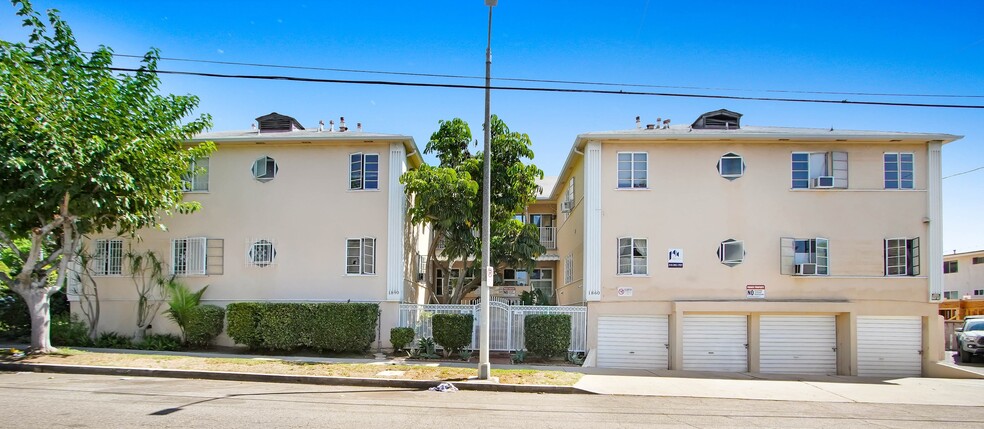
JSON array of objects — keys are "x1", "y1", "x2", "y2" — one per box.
[
  {"x1": 432, "y1": 313, "x2": 473, "y2": 355},
  {"x1": 226, "y1": 302, "x2": 379, "y2": 353},
  {"x1": 524, "y1": 314, "x2": 571, "y2": 359},
  {"x1": 185, "y1": 305, "x2": 225, "y2": 347},
  {"x1": 390, "y1": 327, "x2": 415, "y2": 351},
  {"x1": 226, "y1": 302, "x2": 265, "y2": 348}
]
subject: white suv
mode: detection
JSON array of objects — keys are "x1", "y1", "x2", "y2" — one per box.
[{"x1": 956, "y1": 316, "x2": 984, "y2": 363}]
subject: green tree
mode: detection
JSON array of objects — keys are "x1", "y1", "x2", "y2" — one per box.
[
  {"x1": 0, "y1": 1, "x2": 213, "y2": 353},
  {"x1": 402, "y1": 116, "x2": 544, "y2": 304}
]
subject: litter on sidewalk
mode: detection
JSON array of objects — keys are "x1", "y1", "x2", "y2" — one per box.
[{"x1": 428, "y1": 382, "x2": 458, "y2": 392}]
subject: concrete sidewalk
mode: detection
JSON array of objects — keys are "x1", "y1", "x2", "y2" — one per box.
[{"x1": 5, "y1": 344, "x2": 984, "y2": 406}]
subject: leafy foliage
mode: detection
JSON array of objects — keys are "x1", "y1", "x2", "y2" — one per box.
[
  {"x1": 0, "y1": 1, "x2": 213, "y2": 352},
  {"x1": 412, "y1": 337, "x2": 439, "y2": 359},
  {"x1": 50, "y1": 313, "x2": 92, "y2": 347},
  {"x1": 228, "y1": 302, "x2": 379, "y2": 353},
  {"x1": 401, "y1": 116, "x2": 545, "y2": 304},
  {"x1": 524, "y1": 314, "x2": 571, "y2": 359},
  {"x1": 137, "y1": 333, "x2": 182, "y2": 351},
  {"x1": 226, "y1": 302, "x2": 265, "y2": 349},
  {"x1": 95, "y1": 332, "x2": 135, "y2": 349},
  {"x1": 389, "y1": 327, "x2": 415, "y2": 352},
  {"x1": 431, "y1": 313, "x2": 473, "y2": 356},
  {"x1": 183, "y1": 305, "x2": 225, "y2": 348},
  {"x1": 163, "y1": 282, "x2": 208, "y2": 342}
]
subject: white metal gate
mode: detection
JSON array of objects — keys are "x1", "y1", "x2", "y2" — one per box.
[
  {"x1": 760, "y1": 315, "x2": 837, "y2": 374},
  {"x1": 683, "y1": 314, "x2": 748, "y2": 372},
  {"x1": 400, "y1": 303, "x2": 586, "y2": 352}
]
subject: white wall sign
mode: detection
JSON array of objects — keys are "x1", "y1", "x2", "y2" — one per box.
[
  {"x1": 668, "y1": 248, "x2": 683, "y2": 268},
  {"x1": 746, "y1": 285, "x2": 765, "y2": 299},
  {"x1": 486, "y1": 265, "x2": 494, "y2": 287},
  {"x1": 617, "y1": 287, "x2": 634, "y2": 297}
]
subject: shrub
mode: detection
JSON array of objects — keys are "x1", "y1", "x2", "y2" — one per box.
[
  {"x1": 95, "y1": 332, "x2": 134, "y2": 349},
  {"x1": 226, "y1": 302, "x2": 265, "y2": 349},
  {"x1": 255, "y1": 303, "x2": 312, "y2": 350},
  {"x1": 184, "y1": 305, "x2": 225, "y2": 348},
  {"x1": 432, "y1": 313, "x2": 473, "y2": 356},
  {"x1": 0, "y1": 291, "x2": 29, "y2": 339},
  {"x1": 50, "y1": 314, "x2": 92, "y2": 347},
  {"x1": 390, "y1": 327, "x2": 415, "y2": 352},
  {"x1": 164, "y1": 281, "x2": 208, "y2": 342},
  {"x1": 138, "y1": 333, "x2": 182, "y2": 351},
  {"x1": 524, "y1": 314, "x2": 571, "y2": 359},
  {"x1": 308, "y1": 303, "x2": 378, "y2": 353}
]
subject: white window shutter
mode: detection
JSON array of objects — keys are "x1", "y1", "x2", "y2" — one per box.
[
  {"x1": 187, "y1": 237, "x2": 207, "y2": 275},
  {"x1": 779, "y1": 237, "x2": 795, "y2": 275},
  {"x1": 253, "y1": 157, "x2": 267, "y2": 178},
  {"x1": 911, "y1": 237, "x2": 920, "y2": 276},
  {"x1": 815, "y1": 237, "x2": 829, "y2": 275},
  {"x1": 831, "y1": 151, "x2": 848, "y2": 188}
]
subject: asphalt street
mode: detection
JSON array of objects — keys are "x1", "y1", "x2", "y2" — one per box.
[{"x1": 2, "y1": 372, "x2": 981, "y2": 428}]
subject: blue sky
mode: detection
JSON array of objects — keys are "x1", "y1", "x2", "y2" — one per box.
[{"x1": 2, "y1": 1, "x2": 982, "y2": 252}]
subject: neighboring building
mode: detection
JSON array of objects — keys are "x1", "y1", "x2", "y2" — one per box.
[
  {"x1": 73, "y1": 113, "x2": 423, "y2": 347},
  {"x1": 549, "y1": 109, "x2": 961, "y2": 376},
  {"x1": 942, "y1": 250, "x2": 984, "y2": 300},
  {"x1": 939, "y1": 250, "x2": 984, "y2": 320}
]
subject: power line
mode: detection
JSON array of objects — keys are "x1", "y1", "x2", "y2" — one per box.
[
  {"x1": 944, "y1": 166, "x2": 984, "y2": 179},
  {"x1": 98, "y1": 52, "x2": 984, "y2": 100},
  {"x1": 102, "y1": 65, "x2": 984, "y2": 109}
]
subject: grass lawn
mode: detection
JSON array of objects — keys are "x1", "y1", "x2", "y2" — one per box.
[{"x1": 0, "y1": 348, "x2": 582, "y2": 386}]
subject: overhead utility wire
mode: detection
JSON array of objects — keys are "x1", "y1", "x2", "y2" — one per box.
[
  {"x1": 103, "y1": 66, "x2": 984, "y2": 110},
  {"x1": 99, "y1": 52, "x2": 984, "y2": 100},
  {"x1": 943, "y1": 166, "x2": 984, "y2": 179}
]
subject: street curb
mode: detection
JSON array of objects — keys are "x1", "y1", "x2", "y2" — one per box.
[{"x1": 0, "y1": 362, "x2": 588, "y2": 395}]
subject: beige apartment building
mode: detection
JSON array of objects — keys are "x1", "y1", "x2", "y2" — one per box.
[
  {"x1": 73, "y1": 113, "x2": 423, "y2": 347},
  {"x1": 550, "y1": 109, "x2": 961, "y2": 376},
  {"x1": 942, "y1": 250, "x2": 984, "y2": 300}
]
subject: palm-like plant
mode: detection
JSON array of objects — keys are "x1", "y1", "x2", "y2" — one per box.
[{"x1": 164, "y1": 281, "x2": 207, "y2": 342}]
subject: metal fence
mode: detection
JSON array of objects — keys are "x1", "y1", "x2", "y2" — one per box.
[{"x1": 399, "y1": 302, "x2": 587, "y2": 352}]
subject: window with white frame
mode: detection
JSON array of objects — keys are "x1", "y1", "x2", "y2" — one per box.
[
  {"x1": 944, "y1": 290, "x2": 960, "y2": 300},
  {"x1": 791, "y1": 151, "x2": 848, "y2": 189},
  {"x1": 349, "y1": 153, "x2": 379, "y2": 190},
  {"x1": 884, "y1": 152, "x2": 913, "y2": 189},
  {"x1": 974, "y1": 257, "x2": 984, "y2": 265},
  {"x1": 93, "y1": 239, "x2": 123, "y2": 276},
  {"x1": 562, "y1": 177, "x2": 575, "y2": 218},
  {"x1": 974, "y1": 289, "x2": 984, "y2": 296},
  {"x1": 346, "y1": 238, "x2": 375, "y2": 274},
  {"x1": 718, "y1": 239, "x2": 744, "y2": 266},
  {"x1": 884, "y1": 238, "x2": 920, "y2": 276},
  {"x1": 617, "y1": 237, "x2": 648, "y2": 275},
  {"x1": 252, "y1": 156, "x2": 278, "y2": 182},
  {"x1": 617, "y1": 152, "x2": 648, "y2": 189},
  {"x1": 780, "y1": 237, "x2": 829, "y2": 276},
  {"x1": 530, "y1": 268, "x2": 554, "y2": 300},
  {"x1": 944, "y1": 260, "x2": 958, "y2": 274},
  {"x1": 718, "y1": 153, "x2": 744, "y2": 179},
  {"x1": 435, "y1": 268, "x2": 475, "y2": 296},
  {"x1": 172, "y1": 237, "x2": 207, "y2": 275},
  {"x1": 564, "y1": 253, "x2": 574, "y2": 284},
  {"x1": 247, "y1": 239, "x2": 276, "y2": 267},
  {"x1": 182, "y1": 157, "x2": 209, "y2": 192},
  {"x1": 416, "y1": 253, "x2": 427, "y2": 282}
]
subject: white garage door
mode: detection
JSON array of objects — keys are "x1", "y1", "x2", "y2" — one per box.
[
  {"x1": 857, "y1": 316, "x2": 922, "y2": 377},
  {"x1": 683, "y1": 315, "x2": 748, "y2": 372},
  {"x1": 760, "y1": 315, "x2": 837, "y2": 374},
  {"x1": 597, "y1": 316, "x2": 668, "y2": 369}
]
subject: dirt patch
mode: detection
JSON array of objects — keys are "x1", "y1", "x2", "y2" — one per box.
[{"x1": 4, "y1": 349, "x2": 582, "y2": 386}]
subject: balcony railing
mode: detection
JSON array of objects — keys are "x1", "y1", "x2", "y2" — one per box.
[{"x1": 540, "y1": 226, "x2": 556, "y2": 250}]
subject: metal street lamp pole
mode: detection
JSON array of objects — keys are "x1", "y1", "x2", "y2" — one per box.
[{"x1": 479, "y1": 0, "x2": 496, "y2": 380}]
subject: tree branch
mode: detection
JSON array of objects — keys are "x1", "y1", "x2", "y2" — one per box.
[{"x1": 0, "y1": 230, "x2": 24, "y2": 259}]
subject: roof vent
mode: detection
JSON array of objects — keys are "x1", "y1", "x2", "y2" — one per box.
[
  {"x1": 646, "y1": 124, "x2": 656, "y2": 130},
  {"x1": 692, "y1": 109, "x2": 741, "y2": 130},
  {"x1": 255, "y1": 112, "x2": 304, "y2": 133}
]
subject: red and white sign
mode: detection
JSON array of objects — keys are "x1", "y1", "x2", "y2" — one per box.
[
  {"x1": 746, "y1": 285, "x2": 765, "y2": 299},
  {"x1": 617, "y1": 287, "x2": 634, "y2": 297}
]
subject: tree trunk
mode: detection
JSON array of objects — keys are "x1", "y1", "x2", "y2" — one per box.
[{"x1": 24, "y1": 288, "x2": 56, "y2": 353}]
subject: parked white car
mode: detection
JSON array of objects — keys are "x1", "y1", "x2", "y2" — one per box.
[{"x1": 956, "y1": 316, "x2": 984, "y2": 363}]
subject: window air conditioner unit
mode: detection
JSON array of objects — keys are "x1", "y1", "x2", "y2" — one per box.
[
  {"x1": 812, "y1": 176, "x2": 835, "y2": 188},
  {"x1": 561, "y1": 201, "x2": 573, "y2": 213},
  {"x1": 795, "y1": 263, "x2": 818, "y2": 275}
]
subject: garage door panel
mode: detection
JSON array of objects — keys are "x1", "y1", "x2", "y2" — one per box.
[
  {"x1": 683, "y1": 315, "x2": 748, "y2": 372},
  {"x1": 857, "y1": 316, "x2": 921, "y2": 377},
  {"x1": 760, "y1": 315, "x2": 837, "y2": 375},
  {"x1": 597, "y1": 316, "x2": 668, "y2": 370}
]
